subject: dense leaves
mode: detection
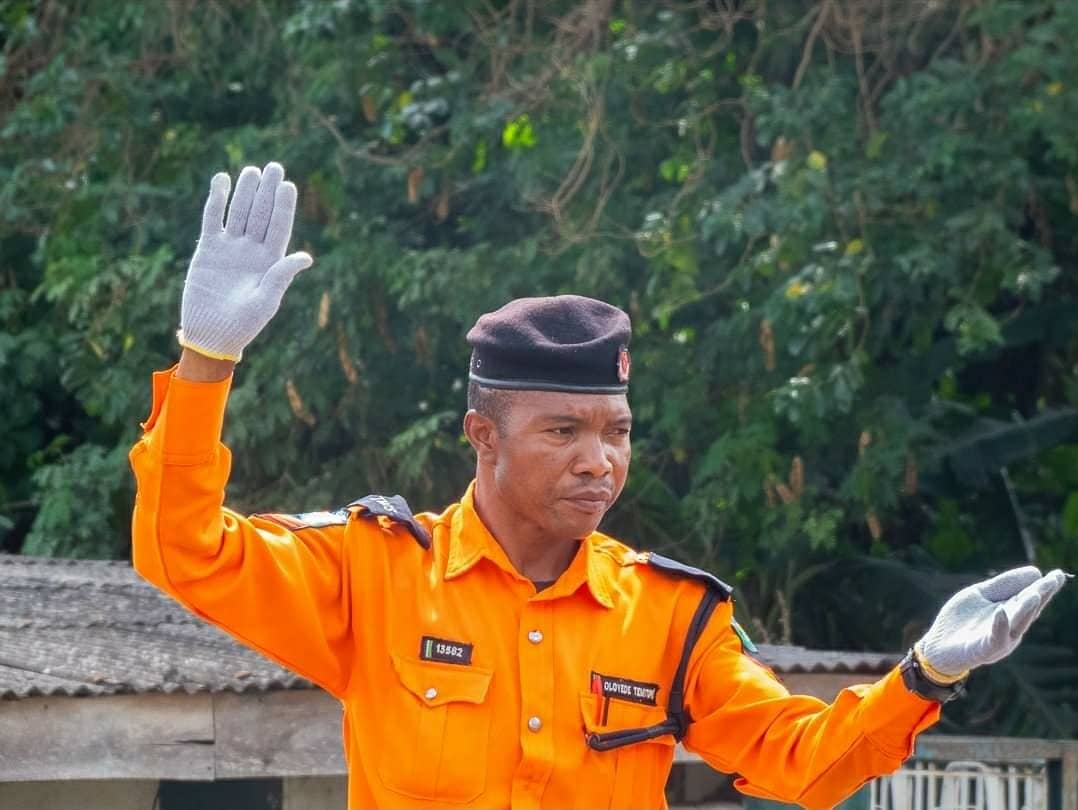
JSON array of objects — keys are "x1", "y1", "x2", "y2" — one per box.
[{"x1": 2, "y1": 0, "x2": 1076, "y2": 735}]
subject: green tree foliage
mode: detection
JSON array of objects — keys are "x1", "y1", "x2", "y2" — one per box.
[{"x1": 2, "y1": 0, "x2": 1076, "y2": 735}]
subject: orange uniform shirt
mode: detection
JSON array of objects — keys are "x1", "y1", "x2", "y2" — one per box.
[{"x1": 130, "y1": 368, "x2": 940, "y2": 809}]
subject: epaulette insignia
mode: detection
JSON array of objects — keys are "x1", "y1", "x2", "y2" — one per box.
[
  {"x1": 641, "y1": 551, "x2": 733, "y2": 600},
  {"x1": 256, "y1": 508, "x2": 350, "y2": 530},
  {"x1": 348, "y1": 494, "x2": 431, "y2": 549}
]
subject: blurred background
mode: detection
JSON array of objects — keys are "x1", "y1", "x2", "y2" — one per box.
[{"x1": 1, "y1": 0, "x2": 1076, "y2": 740}]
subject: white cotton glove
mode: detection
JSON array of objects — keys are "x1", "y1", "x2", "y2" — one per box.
[
  {"x1": 915, "y1": 566, "x2": 1069, "y2": 683},
  {"x1": 178, "y1": 162, "x2": 313, "y2": 362}
]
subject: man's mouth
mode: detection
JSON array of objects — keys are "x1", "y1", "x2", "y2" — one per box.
[{"x1": 563, "y1": 492, "x2": 612, "y2": 514}]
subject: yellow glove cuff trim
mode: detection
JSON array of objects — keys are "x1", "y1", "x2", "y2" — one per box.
[
  {"x1": 176, "y1": 329, "x2": 243, "y2": 363},
  {"x1": 914, "y1": 643, "x2": 969, "y2": 685}
]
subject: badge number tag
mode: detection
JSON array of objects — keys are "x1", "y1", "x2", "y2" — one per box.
[{"x1": 420, "y1": 635, "x2": 473, "y2": 666}]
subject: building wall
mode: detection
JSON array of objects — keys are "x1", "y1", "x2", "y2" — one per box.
[
  {"x1": 0, "y1": 777, "x2": 353, "y2": 810},
  {"x1": 0, "y1": 779, "x2": 159, "y2": 810},
  {"x1": 283, "y1": 776, "x2": 348, "y2": 809}
]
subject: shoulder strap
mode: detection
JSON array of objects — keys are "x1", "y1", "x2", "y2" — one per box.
[
  {"x1": 643, "y1": 553, "x2": 731, "y2": 741},
  {"x1": 586, "y1": 555, "x2": 730, "y2": 751},
  {"x1": 643, "y1": 552, "x2": 734, "y2": 598},
  {"x1": 347, "y1": 494, "x2": 431, "y2": 549},
  {"x1": 665, "y1": 587, "x2": 723, "y2": 741}
]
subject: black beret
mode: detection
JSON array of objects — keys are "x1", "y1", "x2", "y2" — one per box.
[{"x1": 467, "y1": 295, "x2": 632, "y2": 394}]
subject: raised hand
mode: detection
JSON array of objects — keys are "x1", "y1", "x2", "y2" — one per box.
[
  {"x1": 916, "y1": 566, "x2": 1069, "y2": 683},
  {"x1": 178, "y1": 162, "x2": 312, "y2": 362}
]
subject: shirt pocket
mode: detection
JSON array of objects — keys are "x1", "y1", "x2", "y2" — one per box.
[
  {"x1": 578, "y1": 693, "x2": 676, "y2": 810},
  {"x1": 376, "y1": 654, "x2": 494, "y2": 804}
]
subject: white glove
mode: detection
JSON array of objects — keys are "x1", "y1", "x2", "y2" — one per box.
[
  {"x1": 916, "y1": 566, "x2": 1069, "y2": 683},
  {"x1": 178, "y1": 162, "x2": 312, "y2": 362}
]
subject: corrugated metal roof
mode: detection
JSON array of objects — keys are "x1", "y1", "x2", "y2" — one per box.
[
  {"x1": 0, "y1": 554, "x2": 897, "y2": 700},
  {"x1": 754, "y1": 644, "x2": 898, "y2": 674},
  {"x1": 0, "y1": 554, "x2": 306, "y2": 699}
]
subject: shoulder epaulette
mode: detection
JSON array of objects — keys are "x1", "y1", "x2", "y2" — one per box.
[
  {"x1": 642, "y1": 552, "x2": 733, "y2": 600},
  {"x1": 347, "y1": 494, "x2": 431, "y2": 549},
  {"x1": 255, "y1": 508, "x2": 351, "y2": 531}
]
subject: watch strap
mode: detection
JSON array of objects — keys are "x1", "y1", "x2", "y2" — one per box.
[{"x1": 899, "y1": 647, "x2": 967, "y2": 703}]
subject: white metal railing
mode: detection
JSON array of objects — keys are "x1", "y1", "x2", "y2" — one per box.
[{"x1": 872, "y1": 761, "x2": 1048, "y2": 810}]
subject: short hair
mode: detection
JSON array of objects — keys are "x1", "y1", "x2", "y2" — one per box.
[{"x1": 467, "y1": 381, "x2": 513, "y2": 433}]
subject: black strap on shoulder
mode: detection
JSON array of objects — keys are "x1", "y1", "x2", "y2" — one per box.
[
  {"x1": 586, "y1": 561, "x2": 727, "y2": 752},
  {"x1": 665, "y1": 587, "x2": 723, "y2": 740},
  {"x1": 347, "y1": 494, "x2": 431, "y2": 549},
  {"x1": 645, "y1": 552, "x2": 734, "y2": 598}
]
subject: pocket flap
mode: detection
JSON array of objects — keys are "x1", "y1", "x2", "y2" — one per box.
[
  {"x1": 392, "y1": 655, "x2": 493, "y2": 707},
  {"x1": 579, "y1": 693, "x2": 675, "y2": 745}
]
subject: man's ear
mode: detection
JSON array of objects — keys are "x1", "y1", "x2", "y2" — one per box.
[{"x1": 463, "y1": 410, "x2": 498, "y2": 462}]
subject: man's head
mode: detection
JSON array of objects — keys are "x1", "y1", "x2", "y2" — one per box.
[{"x1": 463, "y1": 295, "x2": 633, "y2": 540}]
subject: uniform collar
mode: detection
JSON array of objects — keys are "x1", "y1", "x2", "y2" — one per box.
[{"x1": 445, "y1": 482, "x2": 615, "y2": 609}]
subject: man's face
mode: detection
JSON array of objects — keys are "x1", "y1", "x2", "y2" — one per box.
[{"x1": 481, "y1": 390, "x2": 632, "y2": 540}]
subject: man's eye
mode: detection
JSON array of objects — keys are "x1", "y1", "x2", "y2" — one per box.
[{"x1": 549, "y1": 427, "x2": 573, "y2": 436}]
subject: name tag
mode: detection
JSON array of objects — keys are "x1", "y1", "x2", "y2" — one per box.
[{"x1": 591, "y1": 671, "x2": 660, "y2": 706}]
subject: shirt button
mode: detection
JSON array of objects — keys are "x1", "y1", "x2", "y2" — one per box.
[
  {"x1": 424, "y1": 687, "x2": 438, "y2": 701},
  {"x1": 528, "y1": 630, "x2": 543, "y2": 644},
  {"x1": 528, "y1": 716, "x2": 542, "y2": 732}
]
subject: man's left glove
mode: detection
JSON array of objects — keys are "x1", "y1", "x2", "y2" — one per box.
[{"x1": 915, "y1": 566, "x2": 1069, "y2": 686}]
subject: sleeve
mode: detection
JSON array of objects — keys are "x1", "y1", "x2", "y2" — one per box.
[
  {"x1": 128, "y1": 366, "x2": 359, "y2": 698},
  {"x1": 682, "y1": 600, "x2": 940, "y2": 810}
]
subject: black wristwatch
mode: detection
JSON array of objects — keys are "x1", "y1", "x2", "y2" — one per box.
[{"x1": 899, "y1": 648, "x2": 967, "y2": 703}]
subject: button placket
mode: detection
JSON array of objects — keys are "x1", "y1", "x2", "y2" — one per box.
[
  {"x1": 511, "y1": 600, "x2": 555, "y2": 801},
  {"x1": 519, "y1": 611, "x2": 550, "y2": 736}
]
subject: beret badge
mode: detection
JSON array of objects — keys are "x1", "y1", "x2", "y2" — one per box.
[{"x1": 617, "y1": 346, "x2": 631, "y2": 383}]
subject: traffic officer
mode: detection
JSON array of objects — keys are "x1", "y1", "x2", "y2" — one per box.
[{"x1": 130, "y1": 162, "x2": 1067, "y2": 810}]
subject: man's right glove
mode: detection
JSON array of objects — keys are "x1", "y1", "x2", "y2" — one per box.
[
  {"x1": 914, "y1": 566, "x2": 1068, "y2": 687},
  {"x1": 178, "y1": 162, "x2": 313, "y2": 362}
]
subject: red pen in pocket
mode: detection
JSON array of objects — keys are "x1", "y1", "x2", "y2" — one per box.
[{"x1": 590, "y1": 673, "x2": 609, "y2": 726}]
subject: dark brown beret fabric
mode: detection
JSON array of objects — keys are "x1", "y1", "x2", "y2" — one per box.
[{"x1": 466, "y1": 295, "x2": 632, "y2": 393}]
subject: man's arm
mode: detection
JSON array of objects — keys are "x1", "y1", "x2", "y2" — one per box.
[
  {"x1": 682, "y1": 568, "x2": 1067, "y2": 810},
  {"x1": 130, "y1": 363, "x2": 360, "y2": 696},
  {"x1": 682, "y1": 601, "x2": 938, "y2": 810},
  {"x1": 130, "y1": 163, "x2": 361, "y2": 697}
]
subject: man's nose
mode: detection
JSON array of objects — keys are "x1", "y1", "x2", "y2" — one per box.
[{"x1": 572, "y1": 434, "x2": 614, "y2": 478}]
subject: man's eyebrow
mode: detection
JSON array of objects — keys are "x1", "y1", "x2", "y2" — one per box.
[
  {"x1": 536, "y1": 414, "x2": 586, "y2": 424},
  {"x1": 535, "y1": 413, "x2": 633, "y2": 426}
]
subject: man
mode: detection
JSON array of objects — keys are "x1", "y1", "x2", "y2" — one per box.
[{"x1": 130, "y1": 162, "x2": 1067, "y2": 810}]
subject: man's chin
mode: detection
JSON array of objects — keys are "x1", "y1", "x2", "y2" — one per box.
[{"x1": 552, "y1": 501, "x2": 607, "y2": 537}]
